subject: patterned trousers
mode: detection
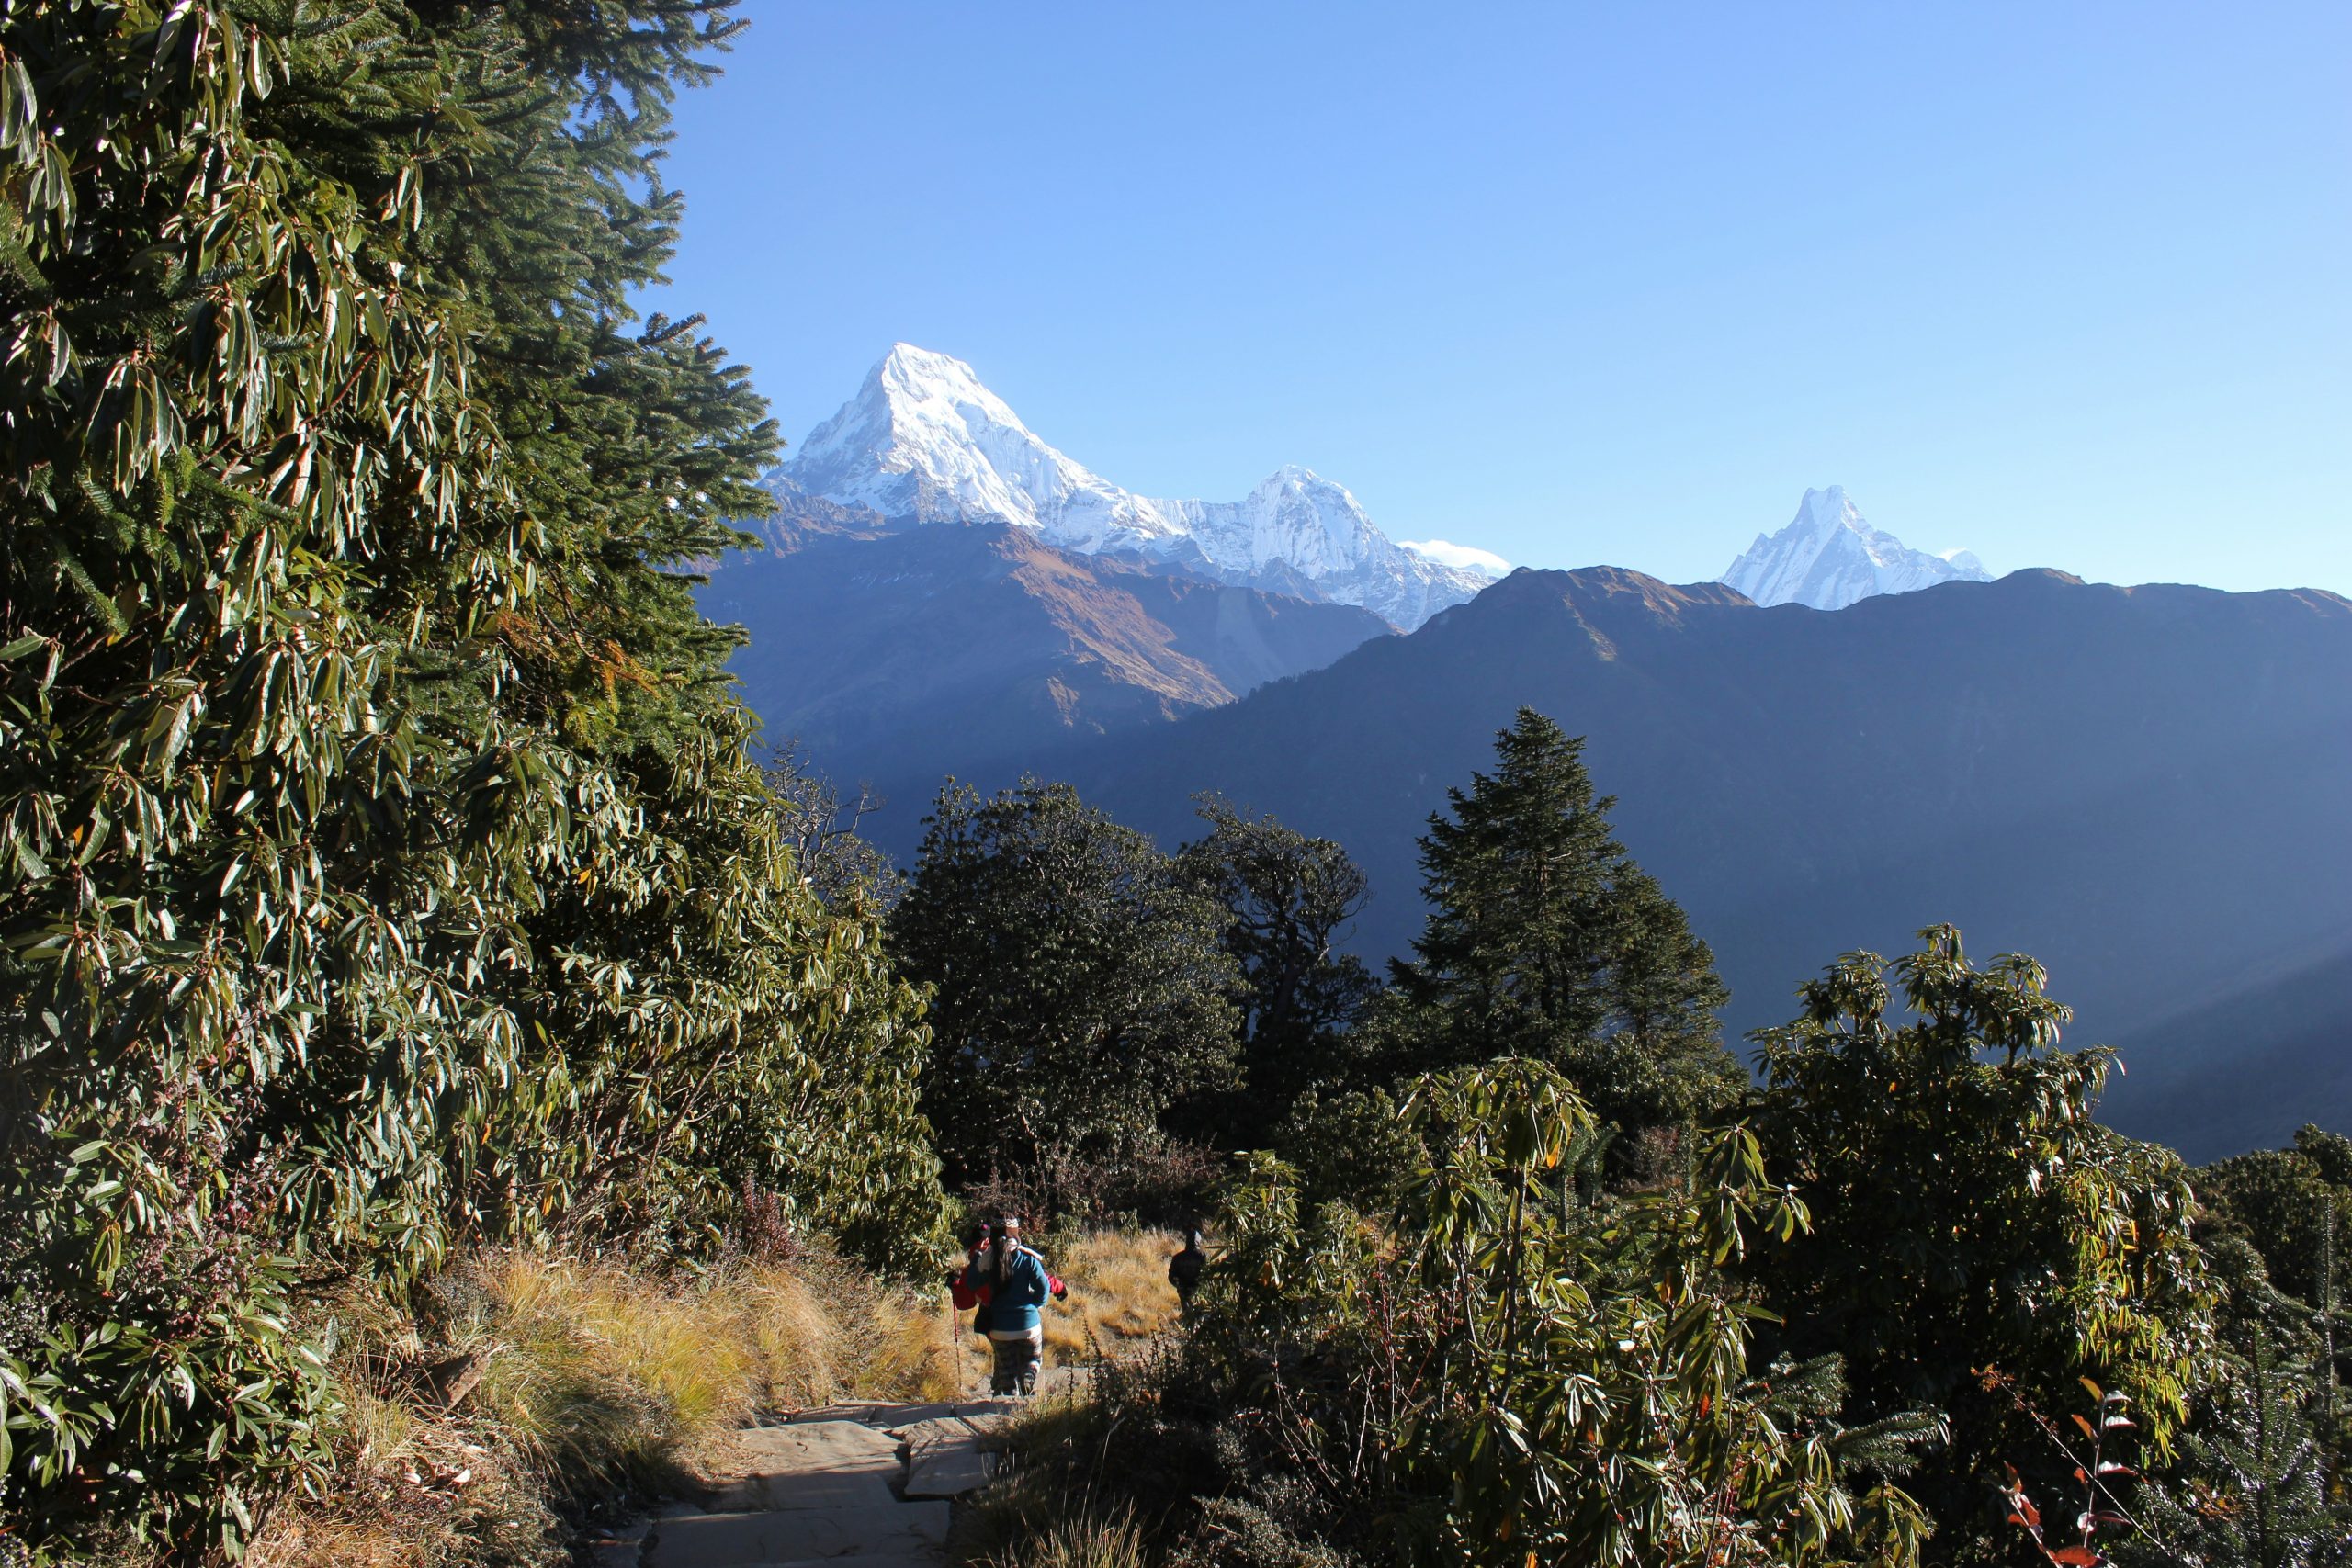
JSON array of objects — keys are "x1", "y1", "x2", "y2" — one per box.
[{"x1": 987, "y1": 1326, "x2": 1042, "y2": 1395}]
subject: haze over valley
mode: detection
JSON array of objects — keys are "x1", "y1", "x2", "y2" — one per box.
[{"x1": 705, "y1": 345, "x2": 2352, "y2": 1158}]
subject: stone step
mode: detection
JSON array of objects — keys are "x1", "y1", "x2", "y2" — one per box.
[
  {"x1": 896, "y1": 1411, "x2": 1013, "y2": 1500},
  {"x1": 710, "y1": 1422, "x2": 906, "y2": 1512},
  {"x1": 901, "y1": 1437, "x2": 994, "y2": 1500},
  {"x1": 744, "y1": 1421, "x2": 904, "y2": 1461},
  {"x1": 643, "y1": 1501, "x2": 948, "y2": 1568},
  {"x1": 894, "y1": 1414, "x2": 1012, "y2": 1448}
]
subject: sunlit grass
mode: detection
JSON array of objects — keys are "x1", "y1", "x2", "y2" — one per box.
[
  {"x1": 954, "y1": 1227, "x2": 1187, "y2": 1386},
  {"x1": 251, "y1": 1248, "x2": 962, "y2": 1565},
  {"x1": 473, "y1": 1253, "x2": 756, "y2": 1496},
  {"x1": 254, "y1": 1233, "x2": 1175, "y2": 1561},
  {"x1": 985, "y1": 1508, "x2": 1148, "y2": 1568},
  {"x1": 863, "y1": 1285, "x2": 968, "y2": 1403},
  {"x1": 1046, "y1": 1228, "x2": 1183, "y2": 1355}
]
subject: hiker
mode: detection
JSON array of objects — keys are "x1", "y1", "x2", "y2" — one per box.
[
  {"x1": 961, "y1": 1215, "x2": 1065, "y2": 1396},
  {"x1": 1168, "y1": 1224, "x2": 1206, "y2": 1306},
  {"x1": 947, "y1": 1222, "x2": 995, "y2": 1337}
]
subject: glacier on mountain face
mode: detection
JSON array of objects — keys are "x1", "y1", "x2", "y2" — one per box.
[
  {"x1": 777, "y1": 344, "x2": 1498, "y2": 631},
  {"x1": 1721, "y1": 486, "x2": 1993, "y2": 611}
]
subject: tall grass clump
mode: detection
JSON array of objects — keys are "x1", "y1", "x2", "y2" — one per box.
[
  {"x1": 986, "y1": 1510, "x2": 1149, "y2": 1568},
  {"x1": 469, "y1": 1256, "x2": 762, "y2": 1500},
  {"x1": 247, "y1": 1249, "x2": 960, "y2": 1565},
  {"x1": 949, "y1": 1352, "x2": 1227, "y2": 1568},
  {"x1": 1043, "y1": 1229, "x2": 1185, "y2": 1365}
]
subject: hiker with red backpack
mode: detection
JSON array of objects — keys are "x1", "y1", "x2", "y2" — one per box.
[{"x1": 953, "y1": 1215, "x2": 1065, "y2": 1395}]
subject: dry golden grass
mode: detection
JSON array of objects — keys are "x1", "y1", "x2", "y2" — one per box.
[
  {"x1": 954, "y1": 1227, "x2": 1186, "y2": 1384},
  {"x1": 984, "y1": 1509, "x2": 1148, "y2": 1568},
  {"x1": 255, "y1": 1232, "x2": 1178, "y2": 1562},
  {"x1": 250, "y1": 1248, "x2": 963, "y2": 1566},
  {"x1": 863, "y1": 1286, "x2": 968, "y2": 1403},
  {"x1": 1045, "y1": 1227, "x2": 1184, "y2": 1363},
  {"x1": 470, "y1": 1253, "x2": 756, "y2": 1493}
]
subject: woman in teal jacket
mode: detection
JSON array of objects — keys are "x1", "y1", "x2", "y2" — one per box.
[{"x1": 961, "y1": 1217, "x2": 1063, "y2": 1395}]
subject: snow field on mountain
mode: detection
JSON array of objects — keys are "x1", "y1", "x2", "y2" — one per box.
[
  {"x1": 781, "y1": 344, "x2": 1498, "y2": 630},
  {"x1": 1721, "y1": 485, "x2": 1993, "y2": 611},
  {"x1": 783, "y1": 348, "x2": 1991, "y2": 623}
]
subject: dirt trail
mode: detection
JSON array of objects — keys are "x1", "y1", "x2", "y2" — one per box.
[{"x1": 585, "y1": 1371, "x2": 1080, "y2": 1568}]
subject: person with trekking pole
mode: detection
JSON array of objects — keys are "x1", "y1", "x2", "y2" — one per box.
[{"x1": 959, "y1": 1214, "x2": 1064, "y2": 1396}]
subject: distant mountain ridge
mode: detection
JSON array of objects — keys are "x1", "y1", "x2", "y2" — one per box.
[
  {"x1": 1036, "y1": 564, "x2": 2352, "y2": 1156},
  {"x1": 700, "y1": 520, "x2": 1391, "y2": 792},
  {"x1": 768, "y1": 344, "x2": 1499, "y2": 631},
  {"x1": 1724, "y1": 486, "x2": 1992, "y2": 609}
]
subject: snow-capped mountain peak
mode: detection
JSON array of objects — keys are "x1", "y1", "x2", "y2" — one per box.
[
  {"x1": 1401, "y1": 538, "x2": 1511, "y2": 581},
  {"x1": 787, "y1": 344, "x2": 1182, "y2": 553},
  {"x1": 1721, "y1": 486, "x2": 1993, "y2": 610},
  {"x1": 775, "y1": 346, "x2": 1495, "y2": 630}
]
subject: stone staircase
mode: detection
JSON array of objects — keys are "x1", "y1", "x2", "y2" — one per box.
[{"x1": 584, "y1": 1397, "x2": 1024, "y2": 1568}]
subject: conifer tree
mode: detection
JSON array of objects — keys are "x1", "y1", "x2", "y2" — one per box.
[
  {"x1": 1387, "y1": 707, "x2": 1738, "y2": 1134},
  {"x1": 2124, "y1": 1322, "x2": 2351, "y2": 1568}
]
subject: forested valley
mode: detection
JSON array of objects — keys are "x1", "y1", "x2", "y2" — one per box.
[{"x1": 2, "y1": 6, "x2": 2346, "y2": 1567}]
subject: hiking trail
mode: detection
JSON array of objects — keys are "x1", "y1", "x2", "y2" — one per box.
[{"x1": 585, "y1": 1370, "x2": 1081, "y2": 1568}]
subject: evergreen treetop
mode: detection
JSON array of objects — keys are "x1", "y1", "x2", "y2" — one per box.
[{"x1": 1388, "y1": 706, "x2": 1738, "y2": 1134}]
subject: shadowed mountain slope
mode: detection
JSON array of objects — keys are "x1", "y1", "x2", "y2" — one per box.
[
  {"x1": 2108, "y1": 945, "x2": 2352, "y2": 1161},
  {"x1": 698, "y1": 521, "x2": 1392, "y2": 795},
  {"x1": 1044, "y1": 566, "x2": 2352, "y2": 1151}
]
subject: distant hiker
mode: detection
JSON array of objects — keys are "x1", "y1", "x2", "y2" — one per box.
[
  {"x1": 1168, "y1": 1225, "x2": 1207, "y2": 1306},
  {"x1": 962, "y1": 1215, "x2": 1064, "y2": 1396},
  {"x1": 947, "y1": 1222, "x2": 995, "y2": 1336}
]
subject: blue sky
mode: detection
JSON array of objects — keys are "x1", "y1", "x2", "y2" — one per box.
[{"x1": 650, "y1": 2, "x2": 2349, "y2": 594}]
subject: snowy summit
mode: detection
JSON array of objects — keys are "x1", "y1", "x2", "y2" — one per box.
[
  {"x1": 1399, "y1": 538, "x2": 1511, "y2": 580},
  {"x1": 1721, "y1": 486, "x2": 1991, "y2": 611},
  {"x1": 778, "y1": 344, "x2": 1500, "y2": 630}
]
